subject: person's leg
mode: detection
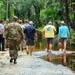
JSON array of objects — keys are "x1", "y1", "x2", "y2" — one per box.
[
  {"x1": 46, "y1": 38, "x2": 49, "y2": 52},
  {"x1": 61, "y1": 38, "x2": 67, "y2": 52},
  {"x1": 9, "y1": 50, "x2": 14, "y2": 63},
  {"x1": 48, "y1": 38, "x2": 54, "y2": 52},
  {"x1": 13, "y1": 42, "x2": 19, "y2": 64},
  {"x1": 49, "y1": 44, "x2": 52, "y2": 51},
  {"x1": 59, "y1": 38, "x2": 64, "y2": 51},
  {"x1": 14, "y1": 50, "x2": 18, "y2": 64},
  {"x1": 9, "y1": 40, "x2": 14, "y2": 63},
  {"x1": 25, "y1": 39, "x2": 30, "y2": 55},
  {"x1": 61, "y1": 41, "x2": 64, "y2": 49},
  {"x1": 0, "y1": 35, "x2": 2, "y2": 51},
  {"x1": 0, "y1": 43, "x2": 1, "y2": 51},
  {"x1": 29, "y1": 39, "x2": 34, "y2": 56},
  {"x1": 29, "y1": 46, "x2": 34, "y2": 56},
  {"x1": 26, "y1": 45, "x2": 29, "y2": 54},
  {"x1": 2, "y1": 38, "x2": 5, "y2": 51},
  {"x1": 63, "y1": 41, "x2": 66, "y2": 51}
]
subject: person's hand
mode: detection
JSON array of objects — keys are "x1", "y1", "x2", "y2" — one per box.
[
  {"x1": 42, "y1": 35, "x2": 45, "y2": 39},
  {"x1": 35, "y1": 37, "x2": 38, "y2": 41},
  {"x1": 2, "y1": 34, "x2": 5, "y2": 38},
  {"x1": 22, "y1": 39, "x2": 25, "y2": 43}
]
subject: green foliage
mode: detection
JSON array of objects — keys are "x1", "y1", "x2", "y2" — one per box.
[
  {"x1": 38, "y1": 26, "x2": 44, "y2": 32},
  {"x1": 70, "y1": 28, "x2": 75, "y2": 45},
  {"x1": 72, "y1": 2, "x2": 75, "y2": 5},
  {"x1": 40, "y1": 8, "x2": 57, "y2": 25},
  {"x1": 0, "y1": 1, "x2": 6, "y2": 20}
]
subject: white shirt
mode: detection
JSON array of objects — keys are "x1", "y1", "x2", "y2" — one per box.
[{"x1": 0, "y1": 23, "x2": 4, "y2": 34}]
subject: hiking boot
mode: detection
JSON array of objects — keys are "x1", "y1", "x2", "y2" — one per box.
[
  {"x1": 14, "y1": 59, "x2": 17, "y2": 64},
  {"x1": 22, "y1": 48, "x2": 23, "y2": 51},
  {"x1": 10, "y1": 59, "x2": 13, "y2": 63}
]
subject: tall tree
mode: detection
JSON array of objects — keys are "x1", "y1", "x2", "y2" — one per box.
[{"x1": 71, "y1": 0, "x2": 75, "y2": 21}]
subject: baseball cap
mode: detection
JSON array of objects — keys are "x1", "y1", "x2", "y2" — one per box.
[
  {"x1": 29, "y1": 21, "x2": 34, "y2": 24},
  {"x1": 48, "y1": 21, "x2": 52, "y2": 24},
  {"x1": 60, "y1": 21, "x2": 65, "y2": 24}
]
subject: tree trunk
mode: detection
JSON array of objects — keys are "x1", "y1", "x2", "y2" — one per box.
[{"x1": 64, "y1": 0, "x2": 70, "y2": 25}]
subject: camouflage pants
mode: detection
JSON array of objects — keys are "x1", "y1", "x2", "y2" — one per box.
[
  {"x1": 8, "y1": 40, "x2": 20, "y2": 60},
  {"x1": 19, "y1": 41, "x2": 26, "y2": 50}
]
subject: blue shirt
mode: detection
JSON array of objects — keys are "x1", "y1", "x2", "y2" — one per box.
[
  {"x1": 58, "y1": 25, "x2": 70, "y2": 38},
  {"x1": 0, "y1": 23, "x2": 4, "y2": 34},
  {"x1": 24, "y1": 26, "x2": 36, "y2": 40}
]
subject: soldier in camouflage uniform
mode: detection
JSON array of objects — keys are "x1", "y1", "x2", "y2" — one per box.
[
  {"x1": 5, "y1": 16, "x2": 23, "y2": 64},
  {"x1": 4, "y1": 19, "x2": 9, "y2": 48},
  {"x1": 18, "y1": 20, "x2": 24, "y2": 51}
]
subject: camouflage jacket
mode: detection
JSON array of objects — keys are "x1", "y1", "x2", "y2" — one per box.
[{"x1": 5, "y1": 22, "x2": 23, "y2": 42}]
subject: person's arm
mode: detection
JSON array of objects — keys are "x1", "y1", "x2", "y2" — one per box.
[
  {"x1": 34, "y1": 32, "x2": 38, "y2": 41},
  {"x1": 23, "y1": 33, "x2": 26, "y2": 40},
  {"x1": 2, "y1": 25, "x2": 5, "y2": 38},
  {"x1": 42, "y1": 31, "x2": 45, "y2": 39},
  {"x1": 67, "y1": 28, "x2": 70, "y2": 38},
  {"x1": 53, "y1": 26, "x2": 56, "y2": 34}
]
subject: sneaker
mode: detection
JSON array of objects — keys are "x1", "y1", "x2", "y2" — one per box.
[
  {"x1": 26, "y1": 50, "x2": 29, "y2": 55},
  {"x1": 49, "y1": 50, "x2": 52, "y2": 53},
  {"x1": 45, "y1": 48, "x2": 47, "y2": 51},
  {"x1": 59, "y1": 48, "x2": 63, "y2": 51},
  {"x1": 63, "y1": 49, "x2": 66, "y2": 53}
]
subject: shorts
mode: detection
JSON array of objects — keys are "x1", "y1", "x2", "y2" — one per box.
[
  {"x1": 26, "y1": 39, "x2": 34, "y2": 46},
  {"x1": 60, "y1": 38, "x2": 67, "y2": 42},
  {"x1": 46, "y1": 38, "x2": 54, "y2": 45}
]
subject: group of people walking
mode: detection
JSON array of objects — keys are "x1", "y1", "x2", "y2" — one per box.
[
  {"x1": 0, "y1": 16, "x2": 38, "y2": 64},
  {"x1": 0, "y1": 15, "x2": 70, "y2": 64},
  {"x1": 42, "y1": 21, "x2": 70, "y2": 53}
]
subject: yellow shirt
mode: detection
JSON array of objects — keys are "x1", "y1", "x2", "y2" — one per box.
[{"x1": 42, "y1": 24, "x2": 56, "y2": 38}]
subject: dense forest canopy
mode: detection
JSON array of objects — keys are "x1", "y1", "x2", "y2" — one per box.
[
  {"x1": 0, "y1": 0, "x2": 75, "y2": 27},
  {"x1": 1, "y1": 0, "x2": 75, "y2": 44}
]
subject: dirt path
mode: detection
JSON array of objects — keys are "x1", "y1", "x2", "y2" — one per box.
[{"x1": 0, "y1": 51, "x2": 75, "y2": 75}]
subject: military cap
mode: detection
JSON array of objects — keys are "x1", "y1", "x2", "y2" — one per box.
[
  {"x1": 13, "y1": 16, "x2": 18, "y2": 21},
  {"x1": 25, "y1": 20, "x2": 28, "y2": 22},
  {"x1": 19, "y1": 20, "x2": 22, "y2": 23}
]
